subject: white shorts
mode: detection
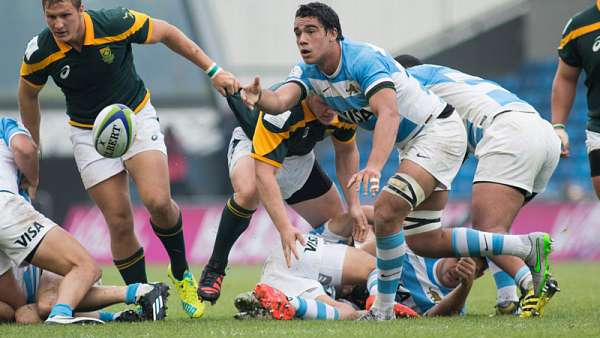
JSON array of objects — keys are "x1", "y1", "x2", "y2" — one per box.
[
  {"x1": 0, "y1": 192, "x2": 56, "y2": 275},
  {"x1": 70, "y1": 100, "x2": 167, "y2": 189},
  {"x1": 585, "y1": 130, "x2": 600, "y2": 154},
  {"x1": 474, "y1": 112, "x2": 561, "y2": 194},
  {"x1": 399, "y1": 112, "x2": 466, "y2": 189},
  {"x1": 260, "y1": 234, "x2": 347, "y2": 299},
  {"x1": 227, "y1": 127, "x2": 315, "y2": 200}
]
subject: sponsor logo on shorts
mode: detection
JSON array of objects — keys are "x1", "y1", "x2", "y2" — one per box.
[
  {"x1": 304, "y1": 235, "x2": 319, "y2": 252},
  {"x1": 416, "y1": 152, "x2": 430, "y2": 159},
  {"x1": 14, "y1": 222, "x2": 45, "y2": 248}
]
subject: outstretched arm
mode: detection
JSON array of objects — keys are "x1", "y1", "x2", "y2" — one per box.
[
  {"x1": 241, "y1": 79, "x2": 302, "y2": 114},
  {"x1": 148, "y1": 18, "x2": 239, "y2": 96},
  {"x1": 551, "y1": 59, "x2": 581, "y2": 158}
]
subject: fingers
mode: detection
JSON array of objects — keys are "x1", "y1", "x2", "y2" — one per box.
[
  {"x1": 252, "y1": 76, "x2": 260, "y2": 88},
  {"x1": 283, "y1": 245, "x2": 292, "y2": 268},
  {"x1": 369, "y1": 176, "x2": 380, "y2": 196},
  {"x1": 290, "y1": 240, "x2": 300, "y2": 262},
  {"x1": 296, "y1": 233, "x2": 306, "y2": 246},
  {"x1": 347, "y1": 174, "x2": 359, "y2": 190}
]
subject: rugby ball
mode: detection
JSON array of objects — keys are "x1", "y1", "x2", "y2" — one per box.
[{"x1": 92, "y1": 104, "x2": 136, "y2": 158}]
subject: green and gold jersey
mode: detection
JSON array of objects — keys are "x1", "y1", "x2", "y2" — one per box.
[
  {"x1": 559, "y1": 1, "x2": 600, "y2": 132},
  {"x1": 20, "y1": 7, "x2": 152, "y2": 128},
  {"x1": 226, "y1": 94, "x2": 357, "y2": 168}
]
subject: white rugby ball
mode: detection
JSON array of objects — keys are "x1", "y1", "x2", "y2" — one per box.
[{"x1": 92, "y1": 104, "x2": 136, "y2": 158}]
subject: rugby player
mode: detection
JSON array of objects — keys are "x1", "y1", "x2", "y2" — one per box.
[
  {"x1": 234, "y1": 206, "x2": 488, "y2": 320},
  {"x1": 0, "y1": 116, "x2": 101, "y2": 324},
  {"x1": 395, "y1": 55, "x2": 561, "y2": 317},
  {"x1": 1, "y1": 263, "x2": 168, "y2": 324},
  {"x1": 17, "y1": 0, "x2": 238, "y2": 318},
  {"x1": 198, "y1": 92, "x2": 365, "y2": 303},
  {"x1": 241, "y1": 2, "x2": 553, "y2": 320},
  {"x1": 552, "y1": 1, "x2": 600, "y2": 200}
]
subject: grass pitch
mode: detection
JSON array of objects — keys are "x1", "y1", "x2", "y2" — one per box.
[{"x1": 2, "y1": 262, "x2": 600, "y2": 337}]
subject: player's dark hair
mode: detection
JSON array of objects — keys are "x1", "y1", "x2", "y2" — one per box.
[
  {"x1": 395, "y1": 54, "x2": 424, "y2": 68},
  {"x1": 42, "y1": 0, "x2": 82, "y2": 10},
  {"x1": 296, "y1": 2, "x2": 344, "y2": 41}
]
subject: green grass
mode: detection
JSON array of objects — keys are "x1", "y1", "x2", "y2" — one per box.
[{"x1": 2, "y1": 263, "x2": 600, "y2": 337}]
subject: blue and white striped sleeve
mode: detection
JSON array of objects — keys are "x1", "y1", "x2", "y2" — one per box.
[{"x1": 0, "y1": 118, "x2": 31, "y2": 149}]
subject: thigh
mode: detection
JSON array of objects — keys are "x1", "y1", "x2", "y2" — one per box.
[
  {"x1": 471, "y1": 182, "x2": 524, "y2": 232},
  {"x1": 401, "y1": 112, "x2": 466, "y2": 190},
  {"x1": 277, "y1": 151, "x2": 316, "y2": 200},
  {"x1": 291, "y1": 185, "x2": 343, "y2": 227},
  {"x1": 340, "y1": 246, "x2": 375, "y2": 286},
  {"x1": 30, "y1": 227, "x2": 95, "y2": 278},
  {"x1": 0, "y1": 268, "x2": 26, "y2": 310},
  {"x1": 125, "y1": 150, "x2": 171, "y2": 202},
  {"x1": 87, "y1": 171, "x2": 134, "y2": 227}
]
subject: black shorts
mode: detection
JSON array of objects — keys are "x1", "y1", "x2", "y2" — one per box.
[{"x1": 285, "y1": 160, "x2": 333, "y2": 205}]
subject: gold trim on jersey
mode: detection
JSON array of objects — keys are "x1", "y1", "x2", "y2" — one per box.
[
  {"x1": 68, "y1": 120, "x2": 93, "y2": 128},
  {"x1": 133, "y1": 90, "x2": 151, "y2": 112},
  {"x1": 252, "y1": 111, "x2": 288, "y2": 157},
  {"x1": 559, "y1": 21, "x2": 600, "y2": 49},
  {"x1": 21, "y1": 78, "x2": 45, "y2": 89},
  {"x1": 92, "y1": 10, "x2": 150, "y2": 45},
  {"x1": 20, "y1": 50, "x2": 68, "y2": 77},
  {"x1": 250, "y1": 153, "x2": 283, "y2": 168},
  {"x1": 333, "y1": 133, "x2": 357, "y2": 144}
]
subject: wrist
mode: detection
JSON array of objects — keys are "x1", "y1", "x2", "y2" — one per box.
[
  {"x1": 553, "y1": 123, "x2": 566, "y2": 130},
  {"x1": 205, "y1": 62, "x2": 222, "y2": 79}
]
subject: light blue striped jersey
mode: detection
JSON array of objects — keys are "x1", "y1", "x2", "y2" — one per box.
[
  {"x1": 407, "y1": 64, "x2": 537, "y2": 152},
  {"x1": 396, "y1": 247, "x2": 459, "y2": 315},
  {"x1": 286, "y1": 39, "x2": 448, "y2": 147},
  {"x1": 13, "y1": 263, "x2": 42, "y2": 304},
  {"x1": 0, "y1": 117, "x2": 31, "y2": 196}
]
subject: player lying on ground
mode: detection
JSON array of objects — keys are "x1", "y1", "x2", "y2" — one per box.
[
  {"x1": 242, "y1": 2, "x2": 554, "y2": 320},
  {"x1": 396, "y1": 55, "x2": 561, "y2": 317},
  {"x1": 0, "y1": 263, "x2": 168, "y2": 324},
  {"x1": 0, "y1": 117, "x2": 100, "y2": 324},
  {"x1": 233, "y1": 206, "x2": 525, "y2": 320},
  {"x1": 198, "y1": 92, "x2": 365, "y2": 303}
]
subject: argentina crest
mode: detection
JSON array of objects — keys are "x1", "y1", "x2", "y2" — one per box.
[{"x1": 99, "y1": 46, "x2": 115, "y2": 64}]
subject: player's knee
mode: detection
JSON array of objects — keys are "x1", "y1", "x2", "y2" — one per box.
[
  {"x1": 144, "y1": 195, "x2": 173, "y2": 218},
  {"x1": 104, "y1": 210, "x2": 134, "y2": 235},
  {"x1": 233, "y1": 184, "x2": 259, "y2": 209},
  {"x1": 0, "y1": 301, "x2": 15, "y2": 323},
  {"x1": 374, "y1": 198, "x2": 409, "y2": 234},
  {"x1": 15, "y1": 305, "x2": 41, "y2": 324}
]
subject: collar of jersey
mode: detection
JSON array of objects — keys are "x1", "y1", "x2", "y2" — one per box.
[
  {"x1": 323, "y1": 40, "x2": 344, "y2": 79},
  {"x1": 53, "y1": 12, "x2": 95, "y2": 52}
]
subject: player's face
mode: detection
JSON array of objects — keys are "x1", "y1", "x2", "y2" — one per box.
[
  {"x1": 438, "y1": 258, "x2": 462, "y2": 288},
  {"x1": 44, "y1": 1, "x2": 84, "y2": 45},
  {"x1": 294, "y1": 17, "x2": 337, "y2": 65}
]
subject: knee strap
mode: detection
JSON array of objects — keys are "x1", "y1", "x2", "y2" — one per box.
[
  {"x1": 403, "y1": 210, "x2": 442, "y2": 236},
  {"x1": 383, "y1": 173, "x2": 426, "y2": 210}
]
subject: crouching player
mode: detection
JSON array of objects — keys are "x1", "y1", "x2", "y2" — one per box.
[
  {"x1": 198, "y1": 93, "x2": 366, "y2": 303},
  {"x1": 2, "y1": 263, "x2": 168, "y2": 323},
  {"x1": 234, "y1": 206, "x2": 492, "y2": 320},
  {"x1": 0, "y1": 117, "x2": 102, "y2": 324}
]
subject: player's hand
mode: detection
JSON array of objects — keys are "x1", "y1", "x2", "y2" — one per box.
[
  {"x1": 241, "y1": 77, "x2": 262, "y2": 110},
  {"x1": 454, "y1": 258, "x2": 477, "y2": 285},
  {"x1": 211, "y1": 69, "x2": 240, "y2": 97},
  {"x1": 349, "y1": 205, "x2": 368, "y2": 242},
  {"x1": 279, "y1": 226, "x2": 305, "y2": 268},
  {"x1": 19, "y1": 176, "x2": 38, "y2": 201},
  {"x1": 348, "y1": 166, "x2": 381, "y2": 196},
  {"x1": 554, "y1": 127, "x2": 570, "y2": 157}
]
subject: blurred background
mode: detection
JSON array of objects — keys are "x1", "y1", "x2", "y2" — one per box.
[{"x1": 0, "y1": 0, "x2": 597, "y2": 263}]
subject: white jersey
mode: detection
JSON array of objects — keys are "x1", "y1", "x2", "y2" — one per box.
[
  {"x1": 397, "y1": 247, "x2": 458, "y2": 315},
  {"x1": 407, "y1": 64, "x2": 537, "y2": 152},
  {"x1": 0, "y1": 118, "x2": 30, "y2": 195}
]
